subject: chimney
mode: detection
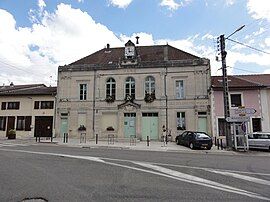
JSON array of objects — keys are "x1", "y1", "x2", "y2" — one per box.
[
  {"x1": 136, "y1": 36, "x2": 139, "y2": 44},
  {"x1": 10, "y1": 82, "x2": 14, "y2": 86},
  {"x1": 106, "y1": 44, "x2": 110, "y2": 49}
]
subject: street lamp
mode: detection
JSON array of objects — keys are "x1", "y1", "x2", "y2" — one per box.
[{"x1": 218, "y1": 25, "x2": 245, "y2": 149}]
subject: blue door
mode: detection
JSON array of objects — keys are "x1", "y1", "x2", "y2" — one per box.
[{"x1": 124, "y1": 113, "x2": 136, "y2": 138}]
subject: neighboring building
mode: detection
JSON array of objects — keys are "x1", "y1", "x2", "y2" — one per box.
[
  {"x1": 0, "y1": 83, "x2": 57, "y2": 138},
  {"x1": 56, "y1": 41, "x2": 211, "y2": 140},
  {"x1": 211, "y1": 74, "x2": 270, "y2": 138}
]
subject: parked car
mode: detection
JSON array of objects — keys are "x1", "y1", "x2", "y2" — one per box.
[
  {"x1": 175, "y1": 131, "x2": 212, "y2": 150},
  {"x1": 248, "y1": 132, "x2": 270, "y2": 151}
]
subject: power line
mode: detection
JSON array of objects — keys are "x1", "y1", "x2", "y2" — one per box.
[
  {"x1": 0, "y1": 60, "x2": 55, "y2": 78},
  {"x1": 227, "y1": 38, "x2": 270, "y2": 55}
]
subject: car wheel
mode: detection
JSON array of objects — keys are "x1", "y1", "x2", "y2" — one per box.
[
  {"x1": 206, "y1": 146, "x2": 211, "y2": 150},
  {"x1": 189, "y1": 142, "x2": 194, "y2": 150},
  {"x1": 177, "y1": 138, "x2": 181, "y2": 145}
]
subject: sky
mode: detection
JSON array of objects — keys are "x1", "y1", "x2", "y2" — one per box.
[{"x1": 0, "y1": 0, "x2": 269, "y2": 86}]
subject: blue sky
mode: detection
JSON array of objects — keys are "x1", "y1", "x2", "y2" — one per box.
[{"x1": 0, "y1": 0, "x2": 269, "y2": 85}]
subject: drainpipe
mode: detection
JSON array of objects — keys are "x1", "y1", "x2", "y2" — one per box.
[
  {"x1": 164, "y1": 45, "x2": 168, "y2": 131},
  {"x1": 92, "y1": 68, "x2": 96, "y2": 138}
]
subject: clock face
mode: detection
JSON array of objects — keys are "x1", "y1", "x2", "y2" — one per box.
[{"x1": 125, "y1": 46, "x2": 135, "y2": 57}]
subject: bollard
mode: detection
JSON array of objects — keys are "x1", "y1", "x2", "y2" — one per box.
[
  {"x1": 51, "y1": 136, "x2": 53, "y2": 142},
  {"x1": 63, "y1": 133, "x2": 68, "y2": 143},
  {"x1": 38, "y1": 136, "x2": 40, "y2": 143},
  {"x1": 96, "y1": 134, "x2": 98, "y2": 144},
  {"x1": 217, "y1": 139, "x2": 220, "y2": 150},
  {"x1": 221, "y1": 139, "x2": 223, "y2": 150},
  {"x1": 214, "y1": 137, "x2": 217, "y2": 146},
  {"x1": 147, "y1": 136, "x2": 150, "y2": 146}
]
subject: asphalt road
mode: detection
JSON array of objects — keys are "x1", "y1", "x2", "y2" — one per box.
[{"x1": 0, "y1": 144, "x2": 269, "y2": 202}]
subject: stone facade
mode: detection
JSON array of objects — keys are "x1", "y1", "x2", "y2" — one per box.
[{"x1": 56, "y1": 42, "x2": 211, "y2": 140}]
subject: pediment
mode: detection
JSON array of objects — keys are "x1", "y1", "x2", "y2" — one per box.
[{"x1": 118, "y1": 100, "x2": 141, "y2": 110}]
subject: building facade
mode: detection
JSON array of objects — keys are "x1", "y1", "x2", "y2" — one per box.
[
  {"x1": 56, "y1": 41, "x2": 211, "y2": 140},
  {"x1": 0, "y1": 84, "x2": 57, "y2": 138},
  {"x1": 211, "y1": 74, "x2": 270, "y2": 138}
]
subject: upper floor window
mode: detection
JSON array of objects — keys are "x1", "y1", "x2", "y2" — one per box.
[
  {"x1": 106, "y1": 78, "x2": 116, "y2": 100},
  {"x1": 79, "y1": 84, "x2": 87, "y2": 101},
  {"x1": 176, "y1": 80, "x2": 184, "y2": 99},
  {"x1": 125, "y1": 77, "x2": 135, "y2": 100},
  {"x1": 34, "y1": 101, "x2": 54, "y2": 109},
  {"x1": 1, "y1": 102, "x2": 20, "y2": 110},
  {"x1": 145, "y1": 76, "x2": 155, "y2": 94},
  {"x1": 230, "y1": 94, "x2": 242, "y2": 107},
  {"x1": 177, "y1": 112, "x2": 186, "y2": 130}
]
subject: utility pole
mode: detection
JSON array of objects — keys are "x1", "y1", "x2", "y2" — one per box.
[
  {"x1": 219, "y1": 35, "x2": 232, "y2": 149},
  {"x1": 217, "y1": 25, "x2": 245, "y2": 150}
]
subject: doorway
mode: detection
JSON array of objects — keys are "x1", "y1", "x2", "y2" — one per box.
[
  {"x1": 124, "y1": 113, "x2": 136, "y2": 138},
  {"x1": 6, "y1": 116, "x2": 15, "y2": 137},
  {"x1": 34, "y1": 116, "x2": 53, "y2": 137}
]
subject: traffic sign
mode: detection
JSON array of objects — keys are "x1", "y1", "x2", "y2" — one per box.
[
  {"x1": 234, "y1": 108, "x2": 256, "y2": 115},
  {"x1": 226, "y1": 116, "x2": 250, "y2": 122}
]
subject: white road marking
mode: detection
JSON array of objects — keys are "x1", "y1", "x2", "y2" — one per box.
[
  {"x1": 0, "y1": 148, "x2": 270, "y2": 201},
  {"x1": 207, "y1": 169, "x2": 270, "y2": 186},
  {"x1": 134, "y1": 162, "x2": 270, "y2": 201}
]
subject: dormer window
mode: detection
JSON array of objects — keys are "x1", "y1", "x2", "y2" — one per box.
[{"x1": 124, "y1": 40, "x2": 136, "y2": 59}]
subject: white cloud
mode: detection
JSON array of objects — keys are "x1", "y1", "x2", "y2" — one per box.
[
  {"x1": 247, "y1": 0, "x2": 270, "y2": 21},
  {"x1": 225, "y1": 0, "x2": 235, "y2": 6},
  {"x1": 108, "y1": 0, "x2": 133, "y2": 9},
  {"x1": 160, "y1": 0, "x2": 192, "y2": 11},
  {"x1": 0, "y1": 4, "x2": 122, "y2": 85},
  {"x1": 38, "y1": 0, "x2": 46, "y2": 9}
]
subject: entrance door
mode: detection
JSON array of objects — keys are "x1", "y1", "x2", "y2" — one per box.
[
  {"x1": 124, "y1": 113, "x2": 136, "y2": 138},
  {"x1": 6, "y1": 116, "x2": 15, "y2": 137},
  {"x1": 60, "y1": 118, "x2": 68, "y2": 138},
  {"x1": 34, "y1": 116, "x2": 53, "y2": 137},
  {"x1": 198, "y1": 117, "x2": 207, "y2": 133},
  {"x1": 142, "y1": 113, "x2": 158, "y2": 140}
]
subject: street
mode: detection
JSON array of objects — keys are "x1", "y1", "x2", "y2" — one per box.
[{"x1": 0, "y1": 143, "x2": 270, "y2": 202}]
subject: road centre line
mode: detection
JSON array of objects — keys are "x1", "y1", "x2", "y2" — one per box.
[{"x1": 0, "y1": 148, "x2": 270, "y2": 201}]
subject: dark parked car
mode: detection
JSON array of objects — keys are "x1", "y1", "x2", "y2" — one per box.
[{"x1": 175, "y1": 131, "x2": 213, "y2": 150}]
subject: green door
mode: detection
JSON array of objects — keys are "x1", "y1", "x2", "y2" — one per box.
[
  {"x1": 124, "y1": 113, "x2": 136, "y2": 138},
  {"x1": 198, "y1": 117, "x2": 207, "y2": 133},
  {"x1": 142, "y1": 113, "x2": 158, "y2": 140},
  {"x1": 60, "y1": 118, "x2": 68, "y2": 137}
]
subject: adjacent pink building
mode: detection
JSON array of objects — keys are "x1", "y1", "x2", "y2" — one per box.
[{"x1": 211, "y1": 74, "x2": 270, "y2": 138}]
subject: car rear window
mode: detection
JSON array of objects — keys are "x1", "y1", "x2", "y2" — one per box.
[
  {"x1": 253, "y1": 134, "x2": 270, "y2": 139},
  {"x1": 195, "y1": 133, "x2": 210, "y2": 139}
]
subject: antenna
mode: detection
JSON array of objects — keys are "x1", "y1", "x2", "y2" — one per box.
[{"x1": 136, "y1": 36, "x2": 139, "y2": 44}]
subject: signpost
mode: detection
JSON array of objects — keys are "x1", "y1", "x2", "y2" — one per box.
[{"x1": 227, "y1": 107, "x2": 256, "y2": 151}]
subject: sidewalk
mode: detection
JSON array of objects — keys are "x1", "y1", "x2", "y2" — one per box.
[{"x1": 1, "y1": 137, "x2": 269, "y2": 156}]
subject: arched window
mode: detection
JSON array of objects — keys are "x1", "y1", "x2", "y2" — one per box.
[
  {"x1": 106, "y1": 78, "x2": 116, "y2": 101},
  {"x1": 125, "y1": 77, "x2": 135, "y2": 100},
  {"x1": 145, "y1": 76, "x2": 155, "y2": 94}
]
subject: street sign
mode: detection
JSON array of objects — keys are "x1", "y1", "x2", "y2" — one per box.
[
  {"x1": 226, "y1": 116, "x2": 250, "y2": 122},
  {"x1": 234, "y1": 108, "x2": 256, "y2": 115}
]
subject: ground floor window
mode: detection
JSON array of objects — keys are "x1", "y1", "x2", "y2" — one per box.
[
  {"x1": 252, "y1": 118, "x2": 261, "y2": 132},
  {"x1": 0, "y1": 116, "x2": 6, "y2": 131},
  {"x1": 177, "y1": 112, "x2": 186, "y2": 130},
  {"x1": 218, "y1": 118, "x2": 226, "y2": 136},
  {"x1": 16, "y1": 116, "x2": 32, "y2": 131}
]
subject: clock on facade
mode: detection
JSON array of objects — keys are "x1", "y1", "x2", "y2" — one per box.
[{"x1": 125, "y1": 46, "x2": 135, "y2": 57}]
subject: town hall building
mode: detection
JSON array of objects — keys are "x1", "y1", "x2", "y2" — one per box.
[{"x1": 56, "y1": 40, "x2": 211, "y2": 141}]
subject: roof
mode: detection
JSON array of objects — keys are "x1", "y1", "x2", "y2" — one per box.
[
  {"x1": 0, "y1": 84, "x2": 57, "y2": 96},
  {"x1": 69, "y1": 44, "x2": 200, "y2": 66},
  {"x1": 234, "y1": 74, "x2": 270, "y2": 87},
  {"x1": 211, "y1": 75, "x2": 266, "y2": 90}
]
